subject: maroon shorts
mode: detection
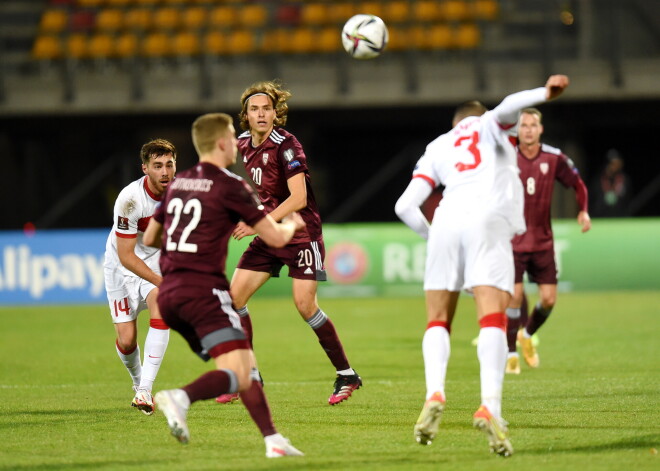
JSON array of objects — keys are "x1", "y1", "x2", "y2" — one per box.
[
  {"x1": 513, "y1": 248, "x2": 558, "y2": 285},
  {"x1": 157, "y1": 282, "x2": 250, "y2": 361},
  {"x1": 237, "y1": 237, "x2": 327, "y2": 281}
]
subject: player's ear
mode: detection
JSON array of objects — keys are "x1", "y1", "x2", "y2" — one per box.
[{"x1": 142, "y1": 163, "x2": 148, "y2": 175}]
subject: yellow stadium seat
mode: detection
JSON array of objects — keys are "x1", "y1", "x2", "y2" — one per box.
[
  {"x1": 66, "y1": 33, "x2": 88, "y2": 59},
  {"x1": 442, "y1": 0, "x2": 471, "y2": 22},
  {"x1": 408, "y1": 25, "x2": 429, "y2": 50},
  {"x1": 358, "y1": 1, "x2": 384, "y2": 19},
  {"x1": 88, "y1": 33, "x2": 116, "y2": 59},
  {"x1": 32, "y1": 35, "x2": 63, "y2": 60},
  {"x1": 226, "y1": 29, "x2": 256, "y2": 55},
  {"x1": 453, "y1": 23, "x2": 480, "y2": 48},
  {"x1": 328, "y1": 3, "x2": 355, "y2": 24},
  {"x1": 317, "y1": 26, "x2": 340, "y2": 53},
  {"x1": 40, "y1": 9, "x2": 68, "y2": 34},
  {"x1": 182, "y1": 6, "x2": 207, "y2": 30},
  {"x1": 204, "y1": 31, "x2": 228, "y2": 55},
  {"x1": 428, "y1": 23, "x2": 452, "y2": 49},
  {"x1": 300, "y1": 3, "x2": 328, "y2": 26},
  {"x1": 289, "y1": 28, "x2": 316, "y2": 54},
  {"x1": 238, "y1": 4, "x2": 267, "y2": 28},
  {"x1": 116, "y1": 32, "x2": 139, "y2": 58},
  {"x1": 96, "y1": 9, "x2": 124, "y2": 33},
  {"x1": 209, "y1": 6, "x2": 238, "y2": 29},
  {"x1": 384, "y1": 25, "x2": 407, "y2": 52},
  {"x1": 473, "y1": 0, "x2": 499, "y2": 21},
  {"x1": 124, "y1": 8, "x2": 152, "y2": 31},
  {"x1": 142, "y1": 32, "x2": 172, "y2": 57},
  {"x1": 153, "y1": 7, "x2": 181, "y2": 31},
  {"x1": 172, "y1": 31, "x2": 201, "y2": 56},
  {"x1": 413, "y1": 1, "x2": 440, "y2": 23},
  {"x1": 261, "y1": 28, "x2": 289, "y2": 54},
  {"x1": 382, "y1": 1, "x2": 409, "y2": 24}
]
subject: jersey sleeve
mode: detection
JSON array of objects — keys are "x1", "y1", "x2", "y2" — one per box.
[
  {"x1": 279, "y1": 135, "x2": 308, "y2": 180},
  {"x1": 113, "y1": 187, "x2": 139, "y2": 239},
  {"x1": 411, "y1": 151, "x2": 440, "y2": 189},
  {"x1": 492, "y1": 87, "x2": 547, "y2": 127},
  {"x1": 226, "y1": 178, "x2": 268, "y2": 227},
  {"x1": 555, "y1": 153, "x2": 580, "y2": 188}
]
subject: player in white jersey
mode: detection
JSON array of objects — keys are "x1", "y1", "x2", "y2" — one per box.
[
  {"x1": 395, "y1": 75, "x2": 570, "y2": 456},
  {"x1": 103, "y1": 139, "x2": 176, "y2": 415}
]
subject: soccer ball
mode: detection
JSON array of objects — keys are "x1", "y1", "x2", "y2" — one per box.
[{"x1": 341, "y1": 14, "x2": 389, "y2": 60}]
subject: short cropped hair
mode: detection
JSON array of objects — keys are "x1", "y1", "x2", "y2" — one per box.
[
  {"x1": 192, "y1": 113, "x2": 234, "y2": 156},
  {"x1": 521, "y1": 107, "x2": 543, "y2": 122},
  {"x1": 238, "y1": 80, "x2": 291, "y2": 131},
  {"x1": 140, "y1": 139, "x2": 177, "y2": 165},
  {"x1": 452, "y1": 100, "x2": 488, "y2": 126}
]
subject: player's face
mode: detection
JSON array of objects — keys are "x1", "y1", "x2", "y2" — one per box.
[
  {"x1": 143, "y1": 153, "x2": 176, "y2": 196},
  {"x1": 517, "y1": 113, "x2": 543, "y2": 147},
  {"x1": 246, "y1": 94, "x2": 275, "y2": 136}
]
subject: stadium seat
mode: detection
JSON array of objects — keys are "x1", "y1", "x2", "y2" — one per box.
[
  {"x1": 261, "y1": 28, "x2": 288, "y2": 54},
  {"x1": 209, "y1": 6, "x2": 238, "y2": 30},
  {"x1": 317, "y1": 26, "x2": 340, "y2": 53},
  {"x1": 66, "y1": 33, "x2": 88, "y2": 59},
  {"x1": 382, "y1": 1, "x2": 409, "y2": 24},
  {"x1": 275, "y1": 3, "x2": 300, "y2": 26},
  {"x1": 88, "y1": 33, "x2": 116, "y2": 59},
  {"x1": 385, "y1": 25, "x2": 407, "y2": 52},
  {"x1": 153, "y1": 7, "x2": 181, "y2": 31},
  {"x1": 172, "y1": 31, "x2": 201, "y2": 56},
  {"x1": 204, "y1": 31, "x2": 228, "y2": 56},
  {"x1": 226, "y1": 29, "x2": 256, "y2": 55},
  {"x1": 428, "y1": 23, "x2": 452, "y2": 50},
  {"x1": 412, "y1": 1, "x2": 440, "y2": 23},
  {"x1": 69, "y1": 10, "x2": 96, "y2": 33},
  {"x1": 300, "y1": 3, "x2": 329, "y2": 26},
  {"x1": 357, "y1": 1, "x2": 384, "y2": 19},
  {"x1": 442, "y1": 0, "x2": 471, "y2": 22},
  {"x1": 453, "y1": 23, "x2": 480, "y2": 48},
  {"x1": 182, "y1": 6, "x2": 207, "y2": 30},
  {"x1": 115, "y1": 32, "x2": 139, "y2": 58},
  {"x1": 472, "y1": 0, "x2": 499, "y2": 21},
  {"x1": 408, "y1": 25, "x2": 429, "y2": 50},
  {"x1": 238, "y1": 4, "x2": 268, "y2": 28},
  {"x1": 40, "y1": 9, "x2": 68, "y2": 34},
  {"x1": 328, "y1": 2, "x2": 355, "y2": 24},
  {"x1": 32, "y1": 35, "x2": 64, "y2": 60},
  {"x1": 289, "y1": 28, "x2": 316, "y2": 54},
  {"x1": 124, "y1": 8, "x2": 152, "y2": 31},
  {"x1": 95, "y1": 9, "x2": 124, "y2": 33},
  {"x1": 142, "y1": 31, "x2": 172, "y2": 57}
]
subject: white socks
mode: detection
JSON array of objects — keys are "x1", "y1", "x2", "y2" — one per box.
[
  {"x1": 115, "y1": 343, "x2": 142, "y2": 389},
  {"x1": 422, "y1": 326, "x2": 450, "y2": 400},
  {"x1": 477, "y1": 327, "x2": 507, "y2": 418},
  {"x1": 139, "y1": 326, "x2": 170, "y2": 392}
]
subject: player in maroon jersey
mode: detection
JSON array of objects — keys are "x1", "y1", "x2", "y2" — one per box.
[
  {"x1": 143, "y1": 113, "x2": 305, "y2": 458},
  {"x1": 505, "y1": 108, "x2": 591, "y2": 374},
  {"x1": 217, "y1": 80, "x2": 361, "y2": 406}
]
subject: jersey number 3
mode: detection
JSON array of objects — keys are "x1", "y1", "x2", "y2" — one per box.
[{"x1": 454, "y1": 131, "x2": 482, "y2": 172}]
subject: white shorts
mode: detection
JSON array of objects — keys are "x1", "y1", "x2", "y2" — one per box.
[
  {"x1": 104, "y1": 268, "x2": 157, "y2": 324},
  {"x1": 424, "y1": 206, "x2": 515, "y2": 294}
]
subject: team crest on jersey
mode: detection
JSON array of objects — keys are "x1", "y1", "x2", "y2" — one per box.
[
  {"x1": 117, "y1": 216, "x2": 129, "y2": 230},
  {"x1": 540, "y1": 163, "x2": 549, "y2": 175},
  {"x1": 283, "y1": 148, "x2": 295, "y2": 162},
  {"x1": 262, "y1": 153, "x2": 269, "y2": 165}
]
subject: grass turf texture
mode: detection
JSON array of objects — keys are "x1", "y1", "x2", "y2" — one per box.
[{"x1": 1, "y1": 291, "x2": 658, "y2": 470}]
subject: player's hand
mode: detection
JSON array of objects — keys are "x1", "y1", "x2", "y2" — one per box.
[
  {"x1": 283, "y1": 212, "x2": 306, "y2": 232},
  {"x1": 545, "y1": 75, "x2": 570, "y2": 100},
  {"x1": 232, "y1": 221, "x2": 256, "y2": 240},
  {"x1": 577, "y1": 211, "x2": 591, "y2": 233}
]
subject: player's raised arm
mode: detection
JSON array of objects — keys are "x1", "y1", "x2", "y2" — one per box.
[{"x1": 493, "y1": 75, "x2": 570, "y2": 126}]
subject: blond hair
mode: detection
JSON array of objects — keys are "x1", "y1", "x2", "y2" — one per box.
[
  {"x1": 191, "y1": 113, "x2": 233, "y2": 156},
  {"x1": 238, "y1": 80, "x2": 291, "y2": 131}
]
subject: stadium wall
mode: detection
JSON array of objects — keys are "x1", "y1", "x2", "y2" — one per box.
[{"x1": 0, "y1": 219, "x2": 658, "y2": 305}]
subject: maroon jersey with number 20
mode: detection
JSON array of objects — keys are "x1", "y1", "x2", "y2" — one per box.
[
  {"x1": 512, "y1": 143, "x2": 580, "y2": 252},
  {"x1": 237, "y1": 127, "x2": 323, "y2": 244},
  {"x1": 153, "y1": 162, "x2": 267, "y2": 290}
]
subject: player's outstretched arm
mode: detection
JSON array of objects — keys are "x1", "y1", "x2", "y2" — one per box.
[
  {"x1": 493, "y1": 74, "x2": 570, "y2": 126},
  {"x1": 253, "y1": 212, "x2": 306, "y2": 248},
  {"x1": 144, "y1": 218, "x2": 163, "y2": 248}
]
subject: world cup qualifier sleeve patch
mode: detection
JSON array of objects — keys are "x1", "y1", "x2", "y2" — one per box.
[
  {"x1": 117, "y1": 216, "x2": 129, "y2": 230},
  {"x1": 283, "y1": 148, "x2": 295, "y2": 162}
]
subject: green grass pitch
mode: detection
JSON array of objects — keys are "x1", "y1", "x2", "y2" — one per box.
[{"x1": 1, "y1": 291, "x2": 658, "y2": 470}]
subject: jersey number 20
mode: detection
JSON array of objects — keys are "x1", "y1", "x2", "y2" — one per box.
[
  {"x1": 454, "y1": 131, "x2": 482, "y2": 172},
  {"x1": 166, "y1": 198, "x2": 202, "y2": 253}
]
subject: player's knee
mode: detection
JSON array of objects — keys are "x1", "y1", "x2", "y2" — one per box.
[
  {"x1": 235, "y1": 369, "x2": 253, "y2": 392},
  {"x1": 116, "y1": 335, "x2": 137, "y2": 352}
]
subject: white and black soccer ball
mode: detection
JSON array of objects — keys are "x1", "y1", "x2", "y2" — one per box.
[{"x1": 341, "y1": 14, "x2": 389, "y2": 60}]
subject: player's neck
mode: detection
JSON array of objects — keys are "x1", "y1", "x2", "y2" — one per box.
[
  {"x1": 519, "y1": 142, "x2": 541, "y2": 159},
  {"x1": 251, "y1": 128, "x2": 272, "y2": 147},
  {"x1": 145, "y1": 177, "x2": 163, "y2": 197}
]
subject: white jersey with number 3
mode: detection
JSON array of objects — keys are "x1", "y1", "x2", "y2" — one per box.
[{"x1": 413, "y1": 111, "x2": 525, "y2": 235}]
